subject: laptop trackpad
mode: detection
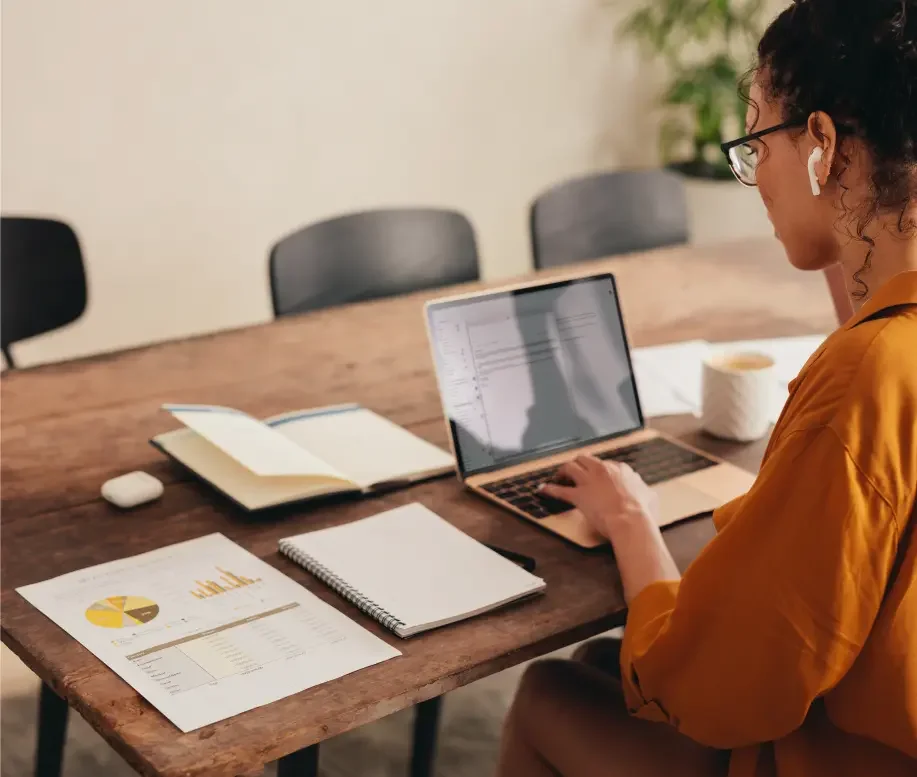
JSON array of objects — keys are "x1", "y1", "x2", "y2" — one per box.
[{"x1": 652, "y1": 480, "x2": 719, "y2": 528}]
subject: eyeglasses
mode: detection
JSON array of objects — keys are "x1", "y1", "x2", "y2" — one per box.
[{"x1": 721, "y1": 120, "x2": 806, "y2": 187}]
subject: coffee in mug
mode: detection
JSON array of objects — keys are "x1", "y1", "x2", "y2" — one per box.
[{"x1": 701, "y1": 351, "x2": 775, "y2": 442}]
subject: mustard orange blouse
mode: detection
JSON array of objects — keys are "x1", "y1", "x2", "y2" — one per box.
[{"x1": 621, "y1": 271, "x2": 917, "y2": 777}]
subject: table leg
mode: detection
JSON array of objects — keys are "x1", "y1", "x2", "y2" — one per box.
[
  {"x1": 276, "y1": 744, "x2": 319, "y2": 777},
  {"x1": 35, "y1": 682, "x2": 69, "y2": 777},
  {"x1": 410, "y1": 697, "x2": 442, "y2": 777}
]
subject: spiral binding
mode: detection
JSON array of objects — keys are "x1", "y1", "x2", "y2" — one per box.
[{"x1": 279, "y1": 540, "x2": 406, "y2": 635}]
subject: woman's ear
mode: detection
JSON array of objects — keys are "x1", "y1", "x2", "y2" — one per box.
[{"x1": 806, "y1": 111, "x2": 838, "y2": 187}]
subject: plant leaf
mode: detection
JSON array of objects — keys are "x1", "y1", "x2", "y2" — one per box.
[
  {"x1": 659, "y1": 116, "x2": 690, "y2": 163},
  {"x1": 664, "y1": 77, "x2": 699, "y2": 105},
  {"x1": 613, "y1": 0, "x2": 771, "y2": 164}
]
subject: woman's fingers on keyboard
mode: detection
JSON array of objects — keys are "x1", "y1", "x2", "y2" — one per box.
[
  {"x1": 576, "y1": 454, "x2": 607, "y2": 473},
  {"x1": 554, "y1": 460, "x2": 586, "y2": 485},
  {"x1": 539, "y1": 481, "x2": 577, "y2": 502}
]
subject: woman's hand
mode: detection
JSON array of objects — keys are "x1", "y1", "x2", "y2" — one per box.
[
  {"x1": 539, "y1": 455, "x2": 659, "y2": 540},
  {"x1": 542, "y1": 454, "x2": 679, "y2": 601}
]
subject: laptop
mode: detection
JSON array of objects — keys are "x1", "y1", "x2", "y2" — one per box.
[{"x1": 423, "y1": 272, "x2": 756, "y2": 549}]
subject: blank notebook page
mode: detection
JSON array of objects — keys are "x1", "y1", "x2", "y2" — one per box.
[
  {"x1": 282, "y1": 503, "x2": 545, "y2": 633},
  {"x1": 268, "y1": 407, "x2": 454, "y2": 488}
]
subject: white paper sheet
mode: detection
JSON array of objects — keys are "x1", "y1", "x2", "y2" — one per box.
[
  {"x1": 708, "y1": 335, "x2": 827, "y2": 422},
  {"x1": 630, "y1": 336, "x2": 827, "y2": 423},
  {"x1": 709, "y1": 335, "x2": 827, "y2": 385},
  {"x1": 631, "y1": 341, "x2": 711, "y2": 418},
  {"x1": 163, "y1": 405, "x2": 347, "y2": 478},
  {"x1": 17, "y1": 534, "x2": 400, "y2": 732},
  {"x1": 267, "y1": 406, "x2": 454, "y2": 488}
]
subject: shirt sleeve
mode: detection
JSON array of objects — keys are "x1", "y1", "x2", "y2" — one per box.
[{"x1": 619, "y1": 425, "x2": 900, "y2": 749}]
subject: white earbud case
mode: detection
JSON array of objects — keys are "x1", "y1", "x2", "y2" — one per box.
[{"x1": 101, "y1": 471, "x2": 164, "y2": 508}]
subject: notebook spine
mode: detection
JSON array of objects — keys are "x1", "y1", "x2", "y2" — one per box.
[{"x1": 279, "y1": 541, "x2": 406, "y2": 635}]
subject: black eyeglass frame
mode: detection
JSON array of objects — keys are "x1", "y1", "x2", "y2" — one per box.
[{"x1": 720, "y1": 120, "x2": 806, "y2": 187}]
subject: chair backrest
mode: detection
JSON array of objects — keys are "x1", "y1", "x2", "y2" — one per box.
[
  {"x1": 269, "y1": 208, "x2": 480, "y2": 317},
  {"x1": 1, "y1": 217, "x2": 87, "y2": 367},
  {"x1": 530, "y1": 169, "x2": 689, "y2": 269}
]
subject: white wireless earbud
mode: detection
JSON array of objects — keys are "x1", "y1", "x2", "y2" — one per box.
[{"x1": 808, "y1": 147, "x2": 825, "y2": 196}]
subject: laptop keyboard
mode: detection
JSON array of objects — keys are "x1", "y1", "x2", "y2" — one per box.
[{"x1": 480, "y1": 437, "x2": 717, "y2": 520}]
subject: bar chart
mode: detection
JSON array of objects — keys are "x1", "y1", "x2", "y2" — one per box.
[{"x1": 191, "y1": 567, "x2": 261, "y2": 599}]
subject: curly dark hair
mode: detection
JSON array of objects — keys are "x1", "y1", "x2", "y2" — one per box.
[{"x1": 752, "y1": 0, "x2": 917, "y2": 297}]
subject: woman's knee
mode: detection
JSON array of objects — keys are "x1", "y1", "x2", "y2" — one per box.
[
  {"x1": 505, "y1": 659, "x2": 581, "y2": 749},
  {"x1": 506, "y1": 657, "x2": 728, "y2": 777},
  {"x1": 515, "y1": 659, "x2": 572, "y2": 707},
  {"x1": 513, "y1": 657, "x2": 619, "y2": 726},
  {"x1": 571, "y1": 637, "x2": 623, "y2": 678}
]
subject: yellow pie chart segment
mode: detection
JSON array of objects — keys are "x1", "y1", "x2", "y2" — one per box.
[{"x1": 85, "y1": 596, "x2": 159, "y2": 628}]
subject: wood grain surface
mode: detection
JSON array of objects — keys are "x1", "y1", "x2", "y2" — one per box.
[{"x1": 0, "y1": 237, "x2": 837, "y2": 777}]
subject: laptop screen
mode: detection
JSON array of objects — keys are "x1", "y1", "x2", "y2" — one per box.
[{"x1": 426, "y1": 274, "x2": 643, "y2": 477}]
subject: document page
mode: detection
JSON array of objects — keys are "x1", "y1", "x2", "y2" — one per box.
[
  {"x1": 630, "y1": 335, "x2": 826, "y2": 422},
  {"x1": 630, "y1": 340, "x2": 711, "y2": 417},
  {"x1": 163, "y1": 405, "x2": 347, "y2": 479},
  {"x1": 17, "y1": 534, "x2": 400, "y2": 732},
  {"x1": 710, "y1": 335, "x2": 826, "y2": 384},
  {"x1": 709, "y1": 335, "x2": 826, "y2": 422},
  {"x1": 267, "y1": 405, "x2": 454, "y2": 488}
]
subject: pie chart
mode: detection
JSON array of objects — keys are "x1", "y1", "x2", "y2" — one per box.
[{"x1": 85, "y1": 596, "x2": 160, "y2": 629}]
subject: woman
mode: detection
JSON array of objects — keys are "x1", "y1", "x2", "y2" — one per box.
[{"x1": 497, "y1": 1, "x2": 916, "y2": 776}]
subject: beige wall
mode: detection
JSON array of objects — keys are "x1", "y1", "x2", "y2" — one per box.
[{"x1": 2, "y1": 0, "x2": 774, "y2": 367}]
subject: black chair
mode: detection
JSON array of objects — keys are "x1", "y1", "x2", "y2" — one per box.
[
  {"x1": 529, "y1": 169, "x2": 689, "y2": 269},
  {"x1": 1, "y1": 217, "x2": 85, "y2": 774},
  {"x1": 269, "y1": 208, "x2": 480, "y2": 317},
  {"x1": 1, "y1": 217, "x2": 88, "y2": 368}
]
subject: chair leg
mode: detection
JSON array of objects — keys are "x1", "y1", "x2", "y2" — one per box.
[
  {"x1": 276, "y1": 744, "x2": 319, "y2": 777},
  {"x1": 1, "y1": 344, "x2": 15, "y2": 370},
  {"x1": 35, "y1": 682, "x2": 68, "y2": 777},
  {"x1": 410, "y1": 697, "x2": 442, "y2": 777}
]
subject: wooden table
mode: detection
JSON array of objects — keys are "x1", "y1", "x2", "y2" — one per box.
[{"x1": 1, "y1": 237, "x2": 837, "y2": 777}]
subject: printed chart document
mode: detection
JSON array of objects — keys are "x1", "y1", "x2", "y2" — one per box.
[{"x1": 16, "y1": 534, "x2": 400, "y2": 732}]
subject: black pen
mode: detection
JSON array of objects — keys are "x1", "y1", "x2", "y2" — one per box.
[
  {"x1": 368, "y1": 479, "x2": 413, "y2": 493},
  {"x1": 484, "y1": 543, "x2": 537, "y2": 573}
]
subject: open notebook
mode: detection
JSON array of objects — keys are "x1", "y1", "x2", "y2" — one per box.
[
  {"x1": 279, "y1": 503, "x2": 546, "y2": 638},
  {"x1": 151, "y1": 404, "x2": 455, "y2": 510}
]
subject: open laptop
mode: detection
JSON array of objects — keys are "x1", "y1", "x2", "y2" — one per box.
[{"x1": 424, "y1": 273, "x2": 756, "y2": 549}]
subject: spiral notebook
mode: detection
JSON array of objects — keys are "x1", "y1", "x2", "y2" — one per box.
[{"x1": 278, "y1": 504, "x2": 546, "y2": 638}]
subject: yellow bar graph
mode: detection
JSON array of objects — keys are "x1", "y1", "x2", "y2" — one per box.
[
  {"x1": 219, "y1": 575, "x2": 240, "y2": 589},
  {"x1": 190, "y1": 567, "x2": 261, "y2": 599}
]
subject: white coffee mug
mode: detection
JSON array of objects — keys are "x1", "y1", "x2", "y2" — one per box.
[{"x1": 701, "y1": 351, "x2": 775, "y2": 442}]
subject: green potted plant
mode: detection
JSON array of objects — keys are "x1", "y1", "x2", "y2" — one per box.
[{"x1": 618, "y1": 0, "x2": 774, "y2": 240}]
